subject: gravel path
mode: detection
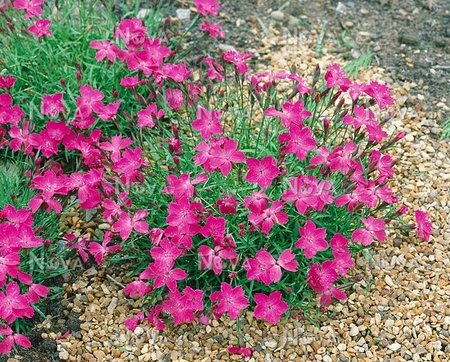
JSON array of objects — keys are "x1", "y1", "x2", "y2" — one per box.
[{"x1": 8, "y1": 28, "x2": 449, "y2": 362}]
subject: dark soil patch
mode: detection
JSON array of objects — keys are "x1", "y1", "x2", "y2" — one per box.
[{"x1": 217, "y1": 0, "x2": 449, "y2": 120}]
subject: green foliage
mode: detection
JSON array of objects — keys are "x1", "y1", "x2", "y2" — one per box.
[
  {"x1": 442, "y1": 118, "x2": 450, "y2": 139},
  {"x1": 0, "y1": 0, "x2": 165, "y2": 134},
  {"x1": 344, "y1": 53, "x2": 373, "y2": 78}
]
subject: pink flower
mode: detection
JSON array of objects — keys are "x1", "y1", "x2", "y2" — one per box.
[
  {"x1": 282, "y1": 175, "x2": 333, "y2": 214},
  {"x1": 162, "y1": 287, "x2": 203, "y2": 325},
  {"x1": 123, "y1": 281, "x2": 152, "y2": 298},
  {"x1": 244, "y1": 248, "x2": 297, "y2": 285},
  {"x1": 253, "y1": 291, "x2": 289, "y2": 325},
  {"x1": 415, "y1": 210, "x2": 432, "y2": 242},
  {"x1": 96, "y1": 101, "x2": 121, "y2": 121},
  {"x1": 248, "y1": 200, "x2": 288, "y2": 235},
  {"x1": 209, "y1": 137, "x2": 245, "y2": 176},
  {"x1": 210, "y1": 282, "x2": 248, "y2": 319},
  {"x1": 166, "y1": 197, "x2": 201, "y2": 229},
  {"x1": 89, "y1": 39, "x2": 118, "y2": 62},
  {"x1": 200, "y1": 21, "x2": 224, "y2": 38},
  {"x1": 352, "y1": 216, "x2": 386, "y2": 246},
  {"x1": 245, "y1": 156, "x2": 279, "y2": 190},
  {"x1": 187, "y1": 83, "x2": 202, "y2": 105},
  {"x1": 215, "y1": 194, "x2": 238, "y2": 215},
  {"x1": 41, "y1": 93, "x2": 64, "y2": 117},
  {"x1": 112, "y1": 147, "x2": 147, "y2": 185},
  {"x1": 89, "y1": 232, "x2": 121, "y2": 265},
  {"x1": 136, "y1": 103, "x2": 165, "y2": 128},
  {"x1": 364, "y1": 81, "x2": 394, "y2": 109},
  {"x1": 124, "y1": 311, "x2": 144, "y2": 331},
  {"x1": 0, "y1": 326, "x2": 31, "y2": 355},
  {"x1": 203, "y1": 57, "x2": 224, "y2": 82},
  {"x1": 29, "y1": 170, "x2": 71, "y2": 213},
  {"x1": 28, "y1": 19, "x2": 52, "y2": 38},
  {"x1": 0, "y1": 282, "x2": 34, "y2": 323},
  {"x1": 265, "y1": 100, "x2": 311, "y2": 128},
  {"x1": 0, "y1": 75, "x2": 16, "y2": 89},
  {"x1": 307, "y1": 261, "x2": 346, "y2": 307},
  {"x1": 45, "y1": 120, "x2": 71, "y2": 141},
  {"x1": 324, "y1": 63, "x2": 351, "y2": 91},
  {"x1": 228, "y1": 346, "x2": 254, "y2": 357},
  {"x1": 198, "y1": 244, "x2": 237, "y2": 275},
  {"x1": 120, "y1": 75, "x2": 141, "y2": 88},
  {"x1": 112, "y1": 210, "x2": 149, "y2": 240},
  {"x1": 276, "y1": 249, "x2": 299, "y2": 272},
  {"x1": 307, "y1": 261, "x2": 337, "y2": 293},
  {"x1": 99, "y1": 135, "x2": 133, "y2": 162},
  {"x1": 147, "y1": 306, "x2": 165, "y2": 331},
  {"x1": 150, "y1": 239, "x2": 183, "y2": 266},
  {"x1": 166, "y1": 88, "x2": 184, "y2": 111},
  {"x1": 115, "y1": 18, "x2": 147, "y2": 49},
  {"x1": 25, "y1": 283, "x2": 49, "y2": 304},
  {"x1": 28, "y1": 129, "x2": 59, "y2": 158},
  {"x1": 328, "y1": 141, "x2": 358, "y2": 174},
  {"x1": 295, "y1": 220, "x2": 328, "y2": 258},
  {"x1": 199, "y1": 314, "x2": 209, "y2": 325},
  {"x1": 66, "y1": 235, "x2": 89, "y2": 263},
  {"x1": 330, "y1": 234, "x2": 354, "y2": 276},
  {"x1": 348, "y1": 82, "x2": 366, "y2": 101},
  {"x1": 76, "y1": 85, "x2": 104, "y2": 118},
  {"x1": 281, "y1": 125, "x2": 317, "y2": 161},
  {"x1": 222, "y1": 50, "x2": 253, "y2": 75},
  {"x1": 158, "y1": 63, "x2": 191, "y2": 83},
  {"x1": 163, "y1": 173, "x2": 196, "y2": 201},
  {"x1": 13, "y1": 0, "x2": 43, "y2": 19},
  {"x1": 140, "y1": 261, "x2": 187, "y2": 291},
  {"x1": 194, "y1": 0, "x2": 220, "y2": 16},
  {"x1": 201, "y1": 216, "x2": 226, "y2": 241},
  {"x1": 0, "y1": 251, "x2": 20, "y2": 288},
  {"x1": 243, "y1": 191, "x2": 270, "y2": 213},
  {"x1": 8, "y1": 121, "x2": 31, "y2": 153},
  {"x1": 192, "y1": 107, "x2": 222, "y2": 140},
  {"x1": 369, "y1": 150, "x2": 395, "y2": 182}
]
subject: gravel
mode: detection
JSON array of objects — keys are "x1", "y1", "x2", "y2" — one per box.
[{"x1": 9, "y1": 22, "x2": 450, "y2": 362}]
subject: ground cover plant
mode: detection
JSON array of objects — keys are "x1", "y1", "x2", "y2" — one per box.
[{"x1": 0, "y1": 0, "x2": 433, "y2": 357}]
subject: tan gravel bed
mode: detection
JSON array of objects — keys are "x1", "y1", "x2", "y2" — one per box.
[{"x1": 9, "y1": 31, "x2": 450, "y2": 362}]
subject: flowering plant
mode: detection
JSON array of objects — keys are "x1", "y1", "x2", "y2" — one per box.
[{"x1": 0, "y1": 0, "x2": 433, "y2": 356}]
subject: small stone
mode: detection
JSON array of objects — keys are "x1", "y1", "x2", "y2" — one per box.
[
  {"x1": 59, "y1": 349, "x2": 69, "y2": 360},
  {"x1": 107, "y1": 297, "x2": 118, "y2": 314},
  {"x1": 137, "y1": 9, "x2": 151, "y2": 19},
  {"x1": 270, "y1": 10, "x2": 285, "y2": 21},
  {"x1": 176, "y1": 8, "x2": 191, "y2": 22},
  {"x1": 98, "y1": 223, "x2": 110, "y2": 230},
  {"x1": 389, "y1": 342, "x2": 402, "y2": 352},
  {"x1": 134, "y1": 327, "x2": 144, "y2": 336},
  {"x1": 384, "y1": 275, "x2": 395, "y2": 288},
  {"x1": 349, "y1": 325, "x2": 359, "y2": 337},
  {"x1": 218, "y1": 44, "x2": 236, "y2": 52},
  {"x1": 265, "y1": 339, "x2": 277, "y2": 349},
  {"x1": 399, "y1": 33, "x2": 420, "y2": 46},
  {"x1": 93, "y1": 350, "x2": 106, "y2": 360}
]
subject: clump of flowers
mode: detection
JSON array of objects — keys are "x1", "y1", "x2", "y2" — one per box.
[
  {"x1": 0, "y1": 0, "x2": 433, "y2": 356},
  {"x1": 0, "y1": 205, "x2": 49, "y2": 354}
]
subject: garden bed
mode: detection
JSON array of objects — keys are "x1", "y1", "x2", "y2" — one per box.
[{"x1": 1, "y1": 0, "x2": 448, "y2": 361}]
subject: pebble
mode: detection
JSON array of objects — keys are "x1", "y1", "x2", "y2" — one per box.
[
  {"x1": 270, "y1": 10, "x2": 285, "y2": 21},
  {"x1": 265, "y1": 339, "x2": 277, "y2": 349},
  {"x1": 389, "y1": 342, "x2": 402, "y2": 352},
  {"x1": 59, "y1": 349, "x2": 69, "y2": 360},
  {"x1": 349, "y1": 325, "x2": 359, "y2": 337}
]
